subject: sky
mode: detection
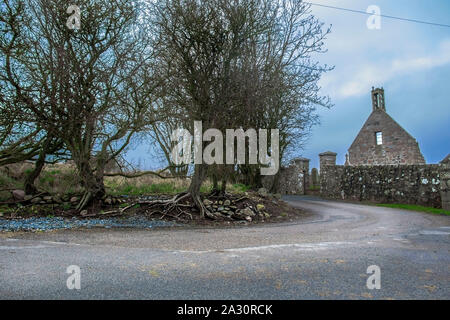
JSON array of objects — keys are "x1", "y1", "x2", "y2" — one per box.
[
  {"x1": 301, "y1": 0, "x2": 450, "y2": 168},
  {"x1": 126, "y1": 0, "x2": 450, "y2": 170}
]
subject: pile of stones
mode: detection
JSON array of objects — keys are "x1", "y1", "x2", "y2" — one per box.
[
  {"x1": 101, "y1": 196, "x2": 127, "y2": 206},
  {"x1": 202, "y1": 198, "x2": 270, "y2": 222},
  {"x1": 257, "y1": 187, "x2": 282, "y2": 200}
]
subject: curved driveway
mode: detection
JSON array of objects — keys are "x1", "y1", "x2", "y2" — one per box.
[{"x1": 1, "y1": 196, "x2": 449, "y2": 299}]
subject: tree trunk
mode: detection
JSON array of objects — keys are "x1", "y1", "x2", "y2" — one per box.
[
  {"x1": 188, "y1": 164, "x2": 208, "y2": 218},
  {"x1": 220, "y1": 177, "x2": 227, "y2": 194},
  {"x1": 212, "y1": 174, "x2": 218, "y2": 191},
  {"x1": 75, "y1": 157, "x2": 106, "y2": 210},
  {"x1": 24, "y1": 136, "x2": 52, "y2": 195},
  {"x1": 239, "y1": 164, "x2": 262, "y2": 190},
  {"x1": 269, "y1": 171, "x2": 280, "y2": 193},
  {"x1": 24, "y1": 156, "x2": 45, "y2": 195},
  {"x1": 210, "y1": 171, "x2": 220, "y2": 195}
]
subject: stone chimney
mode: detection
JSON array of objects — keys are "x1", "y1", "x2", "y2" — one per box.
[
  {"x1": 371, "y1": 87, "x2": 386, "y2": 112},
  {"x1": 344, "y1": 153, "x2": 350, "y2": 166}
]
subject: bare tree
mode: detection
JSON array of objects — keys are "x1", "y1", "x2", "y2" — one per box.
[
  {"x1": 0, "y1": 1, "x2": 69, "y2": 193},
  {"x1": 152, "y1": 0, "x2": 331, "y2": 214},
  {"x1": 0, "y1": 0, "x2": 161, "y2": 209},
  {"x1": 0, "y1": 1, "x2": 41, "y2": 166},
  {"x1": 146, "y1": 97, "x2": 190, "y2": 177},
  {"x1": 234, "y1": 0, "x2": 332, "y2": 189},
  {"x1": 151, "y1": 0, "x2": 279, "y2": 217},
  {"x1": 1, "y1": 0, "x2": 332, "y2": 217}
]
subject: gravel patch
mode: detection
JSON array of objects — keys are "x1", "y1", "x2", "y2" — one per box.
[{"x1": 0, "y1": 216, "x2": 179, "y2": 232}]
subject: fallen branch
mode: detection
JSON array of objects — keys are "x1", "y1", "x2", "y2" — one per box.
[
  {"x1": 103, "y1": 165, "x2": 187, "y2": 179},
  {"x1": 234, "y1": 196, "x2": 249, "y2": 203}
]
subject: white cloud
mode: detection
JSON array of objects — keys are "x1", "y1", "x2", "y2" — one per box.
[{"x1": 321, "y1": 39, "x2": 450, "y2": 99}]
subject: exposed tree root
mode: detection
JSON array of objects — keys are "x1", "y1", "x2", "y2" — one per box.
[
  {"x1": 98, "y1": 192, "x2": 234, "y2": 221},
  {"x1": 76, "y1": 191, "x2": 92, "y2": 211},
  {"x1": 142, "y1": 192, "x2": 230, "y2": 220},
  {"x1": 190, "y1": 192, "x2": 228, "y2": 220}
]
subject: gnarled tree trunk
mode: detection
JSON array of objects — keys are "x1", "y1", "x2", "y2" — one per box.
[
  {"x1": 188, "y1": 164, "x2": 208, "y2": 218},
  {"x1": 24, "y1": 136, "x2": 54, "y2": 195},
  {"x1": 73, "y1": 154, "x2": 106, "y2": 211}
]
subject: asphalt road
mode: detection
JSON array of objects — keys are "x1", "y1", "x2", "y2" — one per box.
[{"x1": 1, "y1": 196, "x2": 449, "y2": 300}]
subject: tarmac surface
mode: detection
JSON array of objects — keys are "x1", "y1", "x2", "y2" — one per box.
[{"x1": 1, "y1": 195, "x2": 449, "y2": 299}]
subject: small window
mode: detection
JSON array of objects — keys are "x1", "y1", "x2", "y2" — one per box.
[{"x1": 376, "y1": 132, "x2": 383, "y2": 145}]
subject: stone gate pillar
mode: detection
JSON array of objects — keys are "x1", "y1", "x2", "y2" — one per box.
[
  {"x1": 293, "y1": 158, "x2": 310, "y2": 194},
  {"x1": 311, "y1": 168, "x2": 319, "y2": 188},
  {"x1": 319, "y1": 151, "x2": 338, "y2": 197},
  {"x1": 440, "y1": 154, "x2": 450, "y2": 210},
  {"x1": 319, "y1": 151, "x2": 337, "y2": 172}
]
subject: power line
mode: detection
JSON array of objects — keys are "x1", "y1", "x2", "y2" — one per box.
[{"x1": 304, "y1": 2, "x2": 450, "y2": 28}]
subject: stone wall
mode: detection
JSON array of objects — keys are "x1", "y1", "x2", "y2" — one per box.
[
  {"x1": 262, "y1": 158, "x2": 310, "y2": 195},
  {"x1": 320, "y1": 152, "x2": 449, "y2": 209},
  {"x1": 440, "y1": 155, "x2": 450, "y2": 210}
]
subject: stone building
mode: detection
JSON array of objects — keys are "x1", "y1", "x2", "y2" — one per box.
[{"x1": 347, "y1": 87, "x2": 425, "y2": 166}]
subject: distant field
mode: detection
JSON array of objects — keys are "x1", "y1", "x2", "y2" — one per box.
[{"x1": 0, "y1": 162, "x2": 251, "y2": 201}]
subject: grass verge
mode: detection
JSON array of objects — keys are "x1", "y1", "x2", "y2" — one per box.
[{"x1": 377, "y1": 203, "x2": 450, "y2": 216}]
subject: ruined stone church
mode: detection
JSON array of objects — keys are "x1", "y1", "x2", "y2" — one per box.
[{"x1": 347, "y1": 87, "x2": 425, "y2": 166}]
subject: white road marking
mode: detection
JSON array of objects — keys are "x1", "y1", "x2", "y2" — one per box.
[
  {"x1": 0, "y1": 245, "x2": 51, "y2": 250},
  {"x1": 1, "y1": 238, "x2": 82, "y2": 249},
  {"x1": 419, "y1": 230, "x2": 450, "y2": 236},
  {"x1": 176, "y1": 241, "x2": 353, "y2": 254}
]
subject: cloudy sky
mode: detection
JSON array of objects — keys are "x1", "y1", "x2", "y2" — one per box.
[
  {"x1": 302, "y1": 0, "x2": 450, "y2": 168},
  {"x1": 126, "y1": 0, "x2": 450, "y2": 170}
]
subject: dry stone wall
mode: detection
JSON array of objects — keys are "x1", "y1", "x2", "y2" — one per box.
[{"x1": 320, "y1": 152, "x2": 449, "y2": 209}]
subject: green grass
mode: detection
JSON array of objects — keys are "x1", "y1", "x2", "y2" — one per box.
[
  {"x1": 229, "y1": 183, "x2": 250, "y2": 193},
  {"x1": 0, "y1": 173, "x2": 23, "y2": 201},
  {"x1": 200, "y1": 184, "x2": 213, "y2": 193},
  {"x1": 105, "y1": 179, "x2": 251, "y2": 196},
  {"x1": 0, "y1": 173, "x2": 22, "y2": 188},
  {"x1": 36, "y1": 168, "x2": 81, "y2": 194},
  {"x1": 377, "y1": 203, "x2": 450, "y2": 216},
  {"x1": 108, "y1": 182, "x2": 188, "y2": 196}
]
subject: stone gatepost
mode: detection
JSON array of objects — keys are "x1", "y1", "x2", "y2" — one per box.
[
  {"x1": 319, "y1": 151, "x2": 338, "y2": 197},
  {"x1": 293, "y1": 158, "x2": 310, "y2": 194},
  {"x1": 440, "y1": 154, "x2": 450, "y2": 210},
  {"x1": 311, "y1": 168, "x2": 319, "y2": 188},
  {"x1": 319, "y1": 151, "x2": 337, "y2": 172}
]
